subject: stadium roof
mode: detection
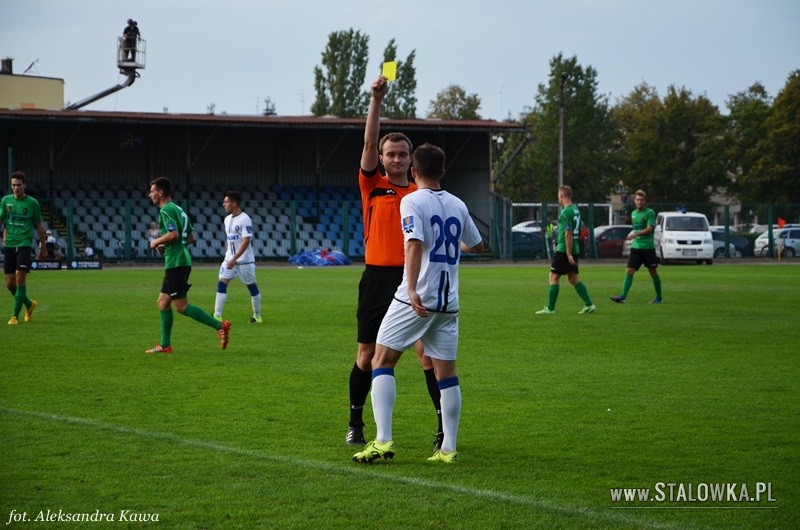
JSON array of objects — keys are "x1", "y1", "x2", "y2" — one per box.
[{"x1": 0, "y1": 108, "x2": 525, "y2": 133}]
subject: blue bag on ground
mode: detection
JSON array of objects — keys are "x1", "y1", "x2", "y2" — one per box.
[{"x1": 288, "y1": 248, "x2": 351, "y2": 266}]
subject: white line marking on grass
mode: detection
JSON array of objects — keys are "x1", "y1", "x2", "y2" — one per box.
[{"x1": 2, "y1": 407, "x2": 686, "y2": 530}]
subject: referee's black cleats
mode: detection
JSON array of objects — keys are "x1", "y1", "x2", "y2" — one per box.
[
  {"x1": 346, "y1": 425, "x2": 366, "y2": 446},
  {"x1": 434, "y1": 431, "x2": 444, "y2": 452}
]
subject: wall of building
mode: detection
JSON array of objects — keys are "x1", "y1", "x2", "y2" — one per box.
[{"x1": 0, "y1": 74, "x2": 64, "y2": 110}]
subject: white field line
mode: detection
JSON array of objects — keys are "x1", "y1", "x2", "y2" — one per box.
[{"x1": 2, "y1": 407, "x2": 686, "y2": 530}]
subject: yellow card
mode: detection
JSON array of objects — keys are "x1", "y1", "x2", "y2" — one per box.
[{"x1": 382, "y1": 61, "x2": 397, "y2": 81}]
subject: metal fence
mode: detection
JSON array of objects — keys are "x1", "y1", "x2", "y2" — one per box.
[
  {"x1": 17, "y1": 194, "x2": 800, "y2": 264},
  {"x1": 35, "y1": 197, "x2": 365, "y2": 263},
  {"x1": 493, "y1": 198, "x2": 800, "y2": 261}
]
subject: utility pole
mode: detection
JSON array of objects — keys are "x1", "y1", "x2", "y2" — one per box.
[{"x1": 558, "y1": 72, "x2": 567, "y2": 190}]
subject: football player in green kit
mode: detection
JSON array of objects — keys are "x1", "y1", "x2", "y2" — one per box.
[
  {"x1": 146, "y1": 177, "x2": 231, "y2": 354},
  {"x1": 1, "y1": 171, "x2": 45, "y2": 325},
  {"x1": 611, "y1": 189, "x2": 662, "y2": 304},
  {"x1": 536, "y1": 185, "x2": 596, "y2": 315}
]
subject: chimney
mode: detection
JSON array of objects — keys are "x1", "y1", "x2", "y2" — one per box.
[{"x1": 0, "y1": 57, "x2": 12, "y2": 75}]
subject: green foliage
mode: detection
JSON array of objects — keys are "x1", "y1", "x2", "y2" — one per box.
[
  {"x1": 493, "y1": 113, "x2": 537, "y2": 202},
  {"x1": 723, "y1": 83, "x2": 772, "y2": 202},
  {"x1": 380, "y1": 39, "x2": 418, "y2": 119},
  {"x1": 614, "y1": 83, "x2": 727, "y2": 203},
  {"x1": 426, "y1": 84, "x2": 482, "y2": 120},
  {"x1": 747, "y1": 70, "x2": 800, "y2": 203},
  {"x1": 1, "y1": 266, "x2": 798, "y2": 529},
  {"x1": 610, "y1": 71, "x2": 799, "y2": 205},
  {"x1": 497, "y1": 54, "x2": 619, "y2": 203},
  {"x1": 311, "y1": 29, "x2": 370, "y2": 117},
  {"x1": 497, "y1": 61, "x2": 798, "y2": 207}
]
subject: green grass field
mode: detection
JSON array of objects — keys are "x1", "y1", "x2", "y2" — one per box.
[{"x1": 1, "y1": 262, "x2": 798, "y2": 529}]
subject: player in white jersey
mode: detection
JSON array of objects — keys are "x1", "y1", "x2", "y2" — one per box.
[
  {"x1": 353, "y1": 143, "x2": 484, "y2": 465},
  {"x1": 213, "y1": 191, "x2": 262, "y2": 324}
]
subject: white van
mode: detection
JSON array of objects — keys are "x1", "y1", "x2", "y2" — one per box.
[{"x1": 654, "y1": 211, "x2": 714, "y2": 264}]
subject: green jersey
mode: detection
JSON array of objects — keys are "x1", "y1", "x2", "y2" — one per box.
[
  {"x1": 158, "y1": 201, "x2": 194, "y2": 269},
  {"x1": 0, "y1": 193, "x2": 43, "y2": 248},
  {"x1": 556, "y1": 203, "x2": 581, "y2": 255},
  {"x1": 630, "y1": 207, "x2": 656, "y2": 250}
]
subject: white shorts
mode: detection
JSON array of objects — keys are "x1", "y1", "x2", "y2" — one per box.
[
  {"x1": 376, "y1": 299, "x2": 459, "y2": 360},
  {"x1": 218, "y1": 261, "x2": 257, "y2": 285}
]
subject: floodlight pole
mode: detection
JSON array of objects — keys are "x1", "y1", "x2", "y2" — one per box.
[{"x1": 558, "y1": 72, "x2": 567, "y2": 191}]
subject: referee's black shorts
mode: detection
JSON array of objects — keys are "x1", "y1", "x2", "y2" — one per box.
[{"x1": 357, "y1": 265, "x2": 403, "y2": 344}]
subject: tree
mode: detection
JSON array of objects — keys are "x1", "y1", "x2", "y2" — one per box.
[
  {"x1": 742, "y1": 70, "x2": 800, "y2": 203},
  {"x1": 311, "y1": 29, "x2": 370, "y2": 117},
  {"x1": 614, "y1": 83, "x2": 727, "y2": 204},
  {"x1": 723, "y1": 83, "x2": 772, "y2": 203},
  {"x1": 525, "y1": 53, "x2": 619, "y2": 203},
  {"x1": 492, "y1": 113, "x2": 537, "y2": 203},
  {"x1": 380, "y1": 39, "x2": 417, "y2": 118},
  {"x1": 613, "y1": 83, "x2": 663, "y2": 182},
  {"x1": 426, "y1": 85, "x2": 481, "y2": 120}
]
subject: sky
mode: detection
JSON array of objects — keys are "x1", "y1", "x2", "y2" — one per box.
[{"x1": 2, "y1": 0, "x2": 798, "y2": 120}]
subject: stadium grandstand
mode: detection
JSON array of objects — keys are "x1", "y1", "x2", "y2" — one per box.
[
  {"x1": 1, "y1": 108, "x2": 523, "y2": 262},
  {"x1": 37, "y1": 182, "x2": 365, "y2": 261}
]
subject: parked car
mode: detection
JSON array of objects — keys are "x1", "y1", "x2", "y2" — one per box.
[
  {"x1": 710, "y1": 231, "x2": 739, "y2": 258},
  {"x1": 709, "y1": 229, "x2": 749, "y2": 257},
  {"x1": 754, "y1": 227, "x2": 800, "y2": 257},
  {"x1": 748, "y1": 223, "x2": 800, "y2": 234},
  {"x1": 654, "y1": 211, "x2": 714, "y2": 264},
  {"x1": 512, "y1": 230, "x2": 545, "y2": 259},
  {"x1": 593, "y1": 225, "x2": 632, "y2": 258},
  {"x1": 512, "y1": 220, "x2": 542, "y2": 233}
]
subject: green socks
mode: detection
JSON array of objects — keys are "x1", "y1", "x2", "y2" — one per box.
[
  {"x1": 652, "y1": 274, "x2": 662, "y2": 298},
  {"x1": 620, "y1": 273, "x2": 661, "y2": 299},
  {"x1": 160, "y1": 305, "x2": 220, "y2": 347},
  {"x1": 160, "y1": 309, "x2": 173, "y2": 346},
  {"x1": 621, "y1": 275, "x2": 633, "y2": 297},
  {"x1": 547, "y1": 284, "x2": 560, "y2": 310},
  {"x1": 13, "y1": 285, "x2": 30, "y2": 317},
  {"x1": 574, "y1": 282, "x2": 593, "y2": 306},
  {"x1": 183, "y1": 304, "x2": 222, "y2": 329}
]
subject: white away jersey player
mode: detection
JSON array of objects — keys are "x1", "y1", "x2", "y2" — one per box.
[
  {"x1": 396, "y1": 188, "x2": 481, "y2": 313},
  {"x1": 224, "y1": 212, "x2": 255, "y2": 264}
]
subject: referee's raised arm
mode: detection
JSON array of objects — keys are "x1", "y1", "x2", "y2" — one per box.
[{"x1": 361, "y1": 75, "x2": 388, "y2": 172}]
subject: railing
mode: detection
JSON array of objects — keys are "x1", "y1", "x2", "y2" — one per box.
[
  {"x1": 35, "y1": 197, "x2": 365, "y2": 263},
  {"x1": 25, "y1": 196, "x2": 800, "y2": 264}
]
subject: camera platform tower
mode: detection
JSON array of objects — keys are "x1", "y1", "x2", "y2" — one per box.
[{"x1": 64, "y1": 37, "x2": 146, "y2": 110}]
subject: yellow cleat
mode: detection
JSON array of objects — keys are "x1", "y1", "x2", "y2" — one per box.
[
  {"x1": 8, "y1": 316, "x2": 19, "y2": 325},
  {"x1": 428, "y1": 449, "x2": 459, "y2": 463},
  {"x1": 24, "y1": 300, "x2": 38, "y2": 322},
  {"x1": 352, "y1": 440, "x2": 395, "y2": 463}
]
